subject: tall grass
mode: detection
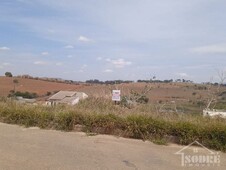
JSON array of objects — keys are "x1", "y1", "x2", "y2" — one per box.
[{"x1": 0, "y1": 97, "x2": 226, "y2": 152}]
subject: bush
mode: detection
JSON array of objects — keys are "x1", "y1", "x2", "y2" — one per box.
[
  {"x1": 136, "y1": 95, "x2": 149, "y2": 104},
  {"x1": 8, "y1": 91, "x2": 38, "y2": 99},
  {"x1": 46, "y1": 91, "x2": 52, "y2": 96}
]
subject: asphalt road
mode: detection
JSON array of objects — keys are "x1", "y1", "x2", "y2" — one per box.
[{"x1": 0, "y1": 122, "x2": 225, "y2": 170}]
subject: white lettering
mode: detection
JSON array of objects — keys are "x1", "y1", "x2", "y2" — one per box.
[{"x1": 185, "y1": 155, "x2": 191, "y2": 164}]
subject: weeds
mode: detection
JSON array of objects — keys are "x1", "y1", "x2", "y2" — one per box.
[
  {"x1": 0, "y1": 98, "x2": 226, "y2": 152},
  {"x1": 151, "y1": 137, "x2": 168, "y2": 145}
]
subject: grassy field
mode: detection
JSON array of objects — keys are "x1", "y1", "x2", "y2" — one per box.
[{"x1": 0, "y1": 97, "x2": 226, "y2": 152}]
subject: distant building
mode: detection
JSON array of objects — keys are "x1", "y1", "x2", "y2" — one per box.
[
  {"x1": 16, "y1": 96, "x2": 36, "y2": 104},
  {"x1": 203, "y1": 109, "x2": 226, "y2": 118},
  {"x1": 46, "y1": 91, "x2": 88, "y2": 106}
]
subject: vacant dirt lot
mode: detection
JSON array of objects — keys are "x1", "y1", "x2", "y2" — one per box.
[{"x1": 79, "y1": 82, "x2": 214, "y2": 103}]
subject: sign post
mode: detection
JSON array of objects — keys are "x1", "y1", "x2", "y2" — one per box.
[{"x1": 112, "y1": 90, "x2": 121, "y2": 104}]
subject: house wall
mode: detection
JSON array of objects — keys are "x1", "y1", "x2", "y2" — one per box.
[
  {"x1": 71, "y1": 98, "x2": 80, "y2": 105},
  {"x1": 203, "y1": 109, "x2": 226, "y2": 118},
  {"x1": 46, "y1": 100, "x2": 58, "y2": 106}
]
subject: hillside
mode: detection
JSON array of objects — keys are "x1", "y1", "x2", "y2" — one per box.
[
  {"x1": 0, "y1": 76, "x2": 84, "y2": 97},
  {"x1": 79, "y1": 82, "x2": 210, "y2": 103},
  {"x1": 1, "y1": 76, "x2": 225, "y2": 110}
]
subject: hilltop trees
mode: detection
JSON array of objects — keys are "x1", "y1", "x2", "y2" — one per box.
[
  {"x1": 5, "y1": 72, "x2": 13, "y2": 77},
  {"x1": 85, "y1": 79, "x2": 133, "y2": 85}
]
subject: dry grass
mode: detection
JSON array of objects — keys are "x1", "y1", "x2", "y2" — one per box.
[{"x1": 0, "y1": 97, "x2": 226, "y2": 152}]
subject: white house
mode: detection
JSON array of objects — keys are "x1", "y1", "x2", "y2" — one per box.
[{"x1": 46, "y1": 91, "x2": 88, "y2": 106}]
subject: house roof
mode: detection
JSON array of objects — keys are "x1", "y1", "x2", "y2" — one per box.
[
  {"x1": 48, "y1": 91, "x2": 88, "y2": 101},
  {"x1": 48, "y1": 91, "x2": 77, "y2": 100},
  {"x1": 60, "y1": 96, "x2": 79, "y2": 104}
]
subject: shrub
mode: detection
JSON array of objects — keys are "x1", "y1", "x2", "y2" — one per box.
[
  {"x1": 46, "y1": 91, "x2": 52, "y2": 96},
  {"x1": 8, "y1": 91, "x2": 38, "y2": 99}
]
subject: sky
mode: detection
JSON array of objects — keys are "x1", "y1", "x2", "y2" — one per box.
[{"x1": 0, "y1": 0, "x2": 226, "y2": 82}]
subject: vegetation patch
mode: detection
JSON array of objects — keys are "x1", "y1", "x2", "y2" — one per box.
[
  {"x1": 8, "y1": 91, "x2": 38, "y2": 99},
  {"x1": 0, "y1": 98, "x2": 226, "y2": 152}
]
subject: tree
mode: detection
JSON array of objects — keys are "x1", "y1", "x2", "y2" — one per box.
[
  {"x1": 5, "y1": 72, "x2": 13, "y2": 77},
  {"x1": 205, "y1": 70, "x2": 226, "y2": 110},
  {"x1": 120, "y1": 84, "x2": 152, "y2": 108}
]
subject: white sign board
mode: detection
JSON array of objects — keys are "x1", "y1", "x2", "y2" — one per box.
[{"x1": 112, "y1": 90, "x2": 121, "y2": 101}]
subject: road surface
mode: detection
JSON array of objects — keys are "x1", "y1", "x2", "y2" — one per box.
[{"x1": 0, "y1": 122, "x2": 225, "y2": 170}]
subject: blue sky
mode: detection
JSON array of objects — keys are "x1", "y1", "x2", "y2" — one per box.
[{"x1": 0, "y1": 0, "x2": 226, "y2": 82}]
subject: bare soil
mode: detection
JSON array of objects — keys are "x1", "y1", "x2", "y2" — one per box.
[
  {"x1": 1, "y1": 76, "x2": 225, "y2": 105},
  {"x1": 0, "y1": 76, "x2": 84, "y2": 97}
]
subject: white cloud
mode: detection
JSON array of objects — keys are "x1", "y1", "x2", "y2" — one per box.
[
  {"x1": 56, "y1": 62, "x2": 63, "y2": 66},
  {"x1": 81, "y1": 64, "x2": 87, "y2": 69},
  {"x1": 17, "y1": 0, "x2": 30, "y2": 3},
  {"x1": 0, "y1": 62, "x2": 11, "y2": 69},
  {"x1": 79, "y1": 69, "x2": 84, "y2": 73},
  {"x1": 106, "y1": 58, "x2": 132, "y2": 68},
  {"x1": 33, "y1": 61, "x2": 47, "y2": 65},
  {"x1": 191, "y1": 43, "x2": 226, "y2": 54},
  {"x1": 41, "y1": 52, "x2": 49, "y2": 56},
  {"x1": 97, "y1": 57, "x2": 102, "y2": 61},
  {"x1": 184, "y1": 64, "x2": 210, "y2": 69},
  {"x1": 0, "y1": 47, "x2": 10, "y2": 51},
  {"x1": 64, "y1": 45, "x2": 74, "y2": 49},
  {"x1": 105, "y1": 58, "x2": 111, "y2": 62},
  {"x1": 103, "y1": 69, "x2": 113, "y2": 73},
  {"x1": 67, "y1": 55, "x2": 73, "y2": 58},
  {"x1": 3, "y1": 62, "x2": 11, "y2": 66},
  {"x1": 78, "y1": 64, "x2": 88, "y2": 73},
  {"x1": 78, "y1": 36, "x2": 93, "y2": 42},
  {"x1": 175, "y1": 72, "x2": 189, "y2": 77},
  {"x1": 47, "y1": 29, "x2": 55, "y2": 34}
]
